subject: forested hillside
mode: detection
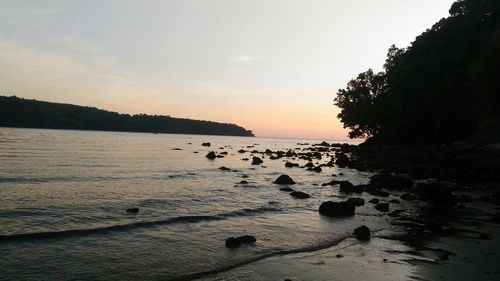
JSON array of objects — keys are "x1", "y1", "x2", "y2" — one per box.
[
  {"x1": 0, "y1": 96, "x2": 254, "y2": 137},
  {"x1": 335, "y1": 0, "x2": 500, "y2": 144}
]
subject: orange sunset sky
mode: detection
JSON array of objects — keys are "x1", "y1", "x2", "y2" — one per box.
[{"x1": 0, "y1": 0, "x2": 455, "y2": 140}]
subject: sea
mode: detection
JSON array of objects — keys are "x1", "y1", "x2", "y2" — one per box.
[{"x1": 0, "y1": 127, "x2": 394, "y2": 280}]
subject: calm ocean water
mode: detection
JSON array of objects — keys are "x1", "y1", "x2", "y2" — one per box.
[{"x1": 0, "y1": 128, "x2": 391, "y2": 280}]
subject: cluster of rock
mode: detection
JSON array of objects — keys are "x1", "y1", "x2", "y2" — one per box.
[
  {"x1": 199, "y1": 140, "x2": 492, "y2": 254},
  {"x1": 225, "y1": 235, "x2": 257, "y2": 248}
]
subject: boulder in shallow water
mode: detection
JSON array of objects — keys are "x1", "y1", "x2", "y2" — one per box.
[
  {"x1": 388, "y1": 210, "x2": 402, "y2": 217},
  {"x1": 319, "y1": 201, "x2": 355, "y2": 217},
  {"x1": 339, "y1": 181, "x2": 363, "y2": 193},
  {"x1": 304, "y1": 162, "x2": 315, "y2": 168},
  {"x1": 285, "y1": 161, "x2": 299, "y2": 168},
  {"x1": 125, "y1": 207, "x2": 139, "y2": 213},
  {"x1": 347, "y1": 197, "x2": 365, "y2": 206},
  {"x1": 400, "y1": 193, "x2": 416, "y2": 201},
  {"x1": 251, "y1": 156, "x2": 263, "y2": 165},
  {"x1": 335, "y1": 153, "x2": 350, "y2": 167},
  {"x1": 225, "y1": 235, "x2": 257, "y2": 248},
  {"x1": 219, "y1": 166, "x2": 231, "y2": 171},
  {"x1": 317, "y1": 141, "x2": 330, "y2": 147},
  {"x1": 225, "y1": 237, "x2": 240, "y2": 248},
  {"x1": 375, "y1": 203, "x2": 389, "y2": 212},
  {"x1": 206, "y1": 151, "x2": 216, "y2": 160},
  {"x1": 368, "y1": 198, "x2": 380, "y2": 204},
  {"x1": 289, "y1": 191, "x2": 310, "y2": 199},
  {"x1": 202, "y1": 142, "x2": 211, "y2": 147},
  {"x1": 273, "y1": 175, "x2": 296, "y2": 185},
  {"x1": 353, "y1": 225, "x2": 370, "y2": 241},
  {"x1": 280, "y1": 187, "x2": 294, "y2": 192},
  {"x1": 312, "y1": 166, "x2": 322, "y2": 173}
]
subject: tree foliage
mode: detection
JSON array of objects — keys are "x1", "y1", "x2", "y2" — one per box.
[
  {"x1": 0, "y1": 96, "x2": 254, "y2": 137},
  {"x1": 334, "y1": 0, "x2": 500, "y2": 144}
]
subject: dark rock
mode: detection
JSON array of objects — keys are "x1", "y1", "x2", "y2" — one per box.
[
  {"x1": 171, "y1": 148, "x2": 182, "y2": 150},
  {"x1": 202, "y1": 142, "x2": 211, "y2": 147},
  {"x1": 238, "y1": 149, "x2": 246, "y2": 153},
  {"x1": 319, "y1": 201, "x2": 356, "y2": 217},
  {"x1": 239, "y1": 180, "x2": 248, "y2": 184},
  {"x1": 312, "y1": 166, "x2": 322, "y2": 173},
  {"x1": 339, "y1": 181, "x2": 363, "y2": 193},
  {"x1": 369, "y1": 173, "x2": 413, "y2": 190},
  {"x1": 492, "y1": 214, "x2": 500, "y2": 223},
  {"x1": 415, "y1": 182, "x2": 457, "y2": 206},
  {"x1": 206, "y1": 151, "x2": 216, "y2": 160},
  {"x1": 389, "y1": 199, "x2": 400, "y2": 204},
  {"x1": 366, "y1": 189, "x2": 390, "y2": 197},
  {"x1": 280, "y1": 187, "x2": 294, "y2": 192},
  {"x1": 225, "y1": 237, "x2": 240, "y2": 248},
  {"x1": 219, "y1": 151, "x2": 228, "y2": 155},
  {"x1": 321, "y1": 180, "x2": 343, "y2": 186},
  {"x1": 353, "y1": 225, "x2": 371, "y2": 241},
  {"x1": 401, "y1": 193, "x2": 416, "y2": 201},
  {"x1": 125, "y1": 207, "x2": 139, "y2": 213},
  {"x1": 241, "y1": 175, "x2": 248, "y2": 178},
  {"x1": 369, "y1": 198, "x2": 380, "y2": 204},
  {"x1": 216, "y1": 155, "x2": 225, "y2": 158},
  {"x1": 290, "y1": 191, "x2": 310, "y2": 199},
  {"x1": 335, "y1": 153, "x2": 350, "y2": 167},
  {"x1": 375, "y1": 203, "x2": 389, "y2": 212},
  {"x1": 241, "y1": 158, "x2": 249, "y2": 161},
  {"x1": 251, "y1": 157, "x2": 263, "y2": 165},
  {"x1": 274, "y1": 175, "x2": 296, "y2": 185},
  {"x1": 347, "y1": 197, "x2": 365, "y2": 206},
  {"x1": 304, "y1": 162, "x2": 315, "y2": 168},
  {"x1": 388, "y1": 210, "x2": 402, "y2": 217},
  {"x1": 225, "y1": 235, "x2": 257, "y2": 248},
  {"x1": 219, "y1": 166, "x2": 231, "y2": 171},
  {"x1": 285, "y1": 161, "x2": 299, "y2": 168},
  {"x1": 317, "y1": 141, "x2": 330, "y2": 146},
  {"x1": 265, "y1": 149, "x2": 273, "y2": 154},
  {"x1": 237, "y1": 235, "x2": 256, "y2": 243}
]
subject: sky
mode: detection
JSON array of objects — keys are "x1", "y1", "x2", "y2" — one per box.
[{"x1": 0, "y1": 0, "x2": 456, "y2": 140}]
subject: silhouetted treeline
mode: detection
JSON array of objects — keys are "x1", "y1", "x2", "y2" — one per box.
[
  {"x1": 335, "y1": 0, "x2": 500, "y2": 144},
  {"x1": 0, "y1": 96, "x2": 254, "y2": 137}
]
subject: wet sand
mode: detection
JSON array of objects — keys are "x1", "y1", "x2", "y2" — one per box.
[{"x1": 196, "y1": 191, "x2": 500, "y2": 281}]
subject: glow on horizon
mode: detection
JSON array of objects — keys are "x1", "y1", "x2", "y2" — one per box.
[{"x1": 0, "y1": 0, "x2": 455, "y2": 140}]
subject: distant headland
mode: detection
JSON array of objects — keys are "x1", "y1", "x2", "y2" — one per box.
[{"x1": 0, "y1": 95, "x2": 254, "y2": 137}]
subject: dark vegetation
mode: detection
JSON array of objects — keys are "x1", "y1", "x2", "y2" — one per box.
[
  {"x1": 0, "y1": 95, "x2": 254, "y2": 136},
  {"x1": 335, "y1": 0, "x2": 500, "y2": 144}
]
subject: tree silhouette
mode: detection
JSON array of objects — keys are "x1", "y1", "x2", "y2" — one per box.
[{"x1": 334, "y1": 0, "x2": 500, "y2": 144}]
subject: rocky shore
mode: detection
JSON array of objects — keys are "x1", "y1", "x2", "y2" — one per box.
[{"x1": 203, "y1": 140, "x2": 500, "y2": 281}]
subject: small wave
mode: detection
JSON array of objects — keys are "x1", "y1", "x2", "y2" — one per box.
[
  {"x1": 0, "y1": 215, "x2": 220, "y2": 243},
  {"x1": 0, "y1": 175, "x2": 127, "y2": 184},
  {"x1": 220, "y1": 206, "x2": 282, "y2": 218},
  {"x1": 169, "y1": 236, "x2": 354, "y2": 281},
  {"x1": 0, "y1": 206, "x2": 282, "y2": 243}
]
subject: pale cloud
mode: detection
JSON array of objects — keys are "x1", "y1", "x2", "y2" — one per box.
[
  {"x1": 0, "y1": 37, "x2": 159, "y2": 109},
  {"x1": 226, "y1": 54, "x2": 261, "y2": 63}
]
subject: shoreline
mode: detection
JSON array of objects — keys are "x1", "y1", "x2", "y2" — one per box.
[
  {"x1": 195, "y1": 189, "x2": 500, "y2": 281},
  {"x1": 194, "y1": 142, "x2": 500, "y2": 281}
]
